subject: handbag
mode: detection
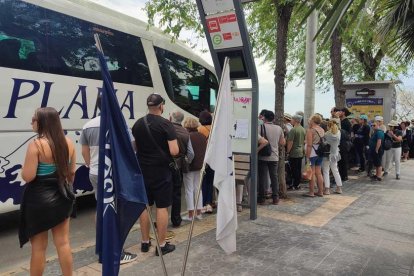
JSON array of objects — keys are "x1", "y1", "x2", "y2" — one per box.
[
  {"x1": 302, "y1": 163, "x2": 312, "y2": 181},
  {"x1": 58, "y1": 179, "x2": 77, "y2": 218},
  {"x1": 180, "y1": 155, "x2": 190, "y2": 173},
  {"x1": 258, "y1": 124, "x2": 272, "y2": 156}
]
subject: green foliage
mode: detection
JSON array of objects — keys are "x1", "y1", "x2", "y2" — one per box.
[
  {"x1": 144, "y1": 0, "x2": 411, "y2": 91},
  {"x1": 145, "y1": 0, "x2": 204, "y2": 47}
]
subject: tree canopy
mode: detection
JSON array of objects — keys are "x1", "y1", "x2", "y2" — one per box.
[{"x1": 145, "y1": 0, "x2": 411, "y2": 92}]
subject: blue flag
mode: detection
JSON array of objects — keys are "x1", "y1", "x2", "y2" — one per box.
[{"x1": 95, "y1": 49, "x2": 148, "y2": 276}]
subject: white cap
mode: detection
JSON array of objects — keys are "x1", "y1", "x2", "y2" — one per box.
[{"x1": 375, "y1": 116, "x2": 383, "y2": 121}]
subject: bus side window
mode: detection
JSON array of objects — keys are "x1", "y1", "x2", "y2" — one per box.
[{"x1": 154, "y1": 46, "x2": 218, "y2": 116}]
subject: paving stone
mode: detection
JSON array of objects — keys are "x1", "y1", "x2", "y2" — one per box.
[{"x1": 31, "y1": 160, "x2": 414, "y2": 276}]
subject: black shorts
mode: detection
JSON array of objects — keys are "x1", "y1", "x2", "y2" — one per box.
[
  {"x1": 141, "y1": 165, "x2": 173, "y2": 208},
  {"x1": 370, "y1": 149, "x2": 383, "y2": 167}
]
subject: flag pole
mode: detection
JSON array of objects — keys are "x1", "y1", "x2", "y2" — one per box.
[
  {"x1": 147, "y1": 206, "x2": 169, "y2": 276},
  {"x1": 94, "y1": 33, "x2": 168, "y2": 276},
  {"x1": 181, "y1": 57, "x2": 230, "y2": 276},
  {"x1": 94, "y1": 34, "x2": 104, "y2": 55}
]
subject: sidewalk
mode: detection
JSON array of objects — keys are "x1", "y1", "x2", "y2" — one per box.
[{"x1": 32, "y1": 161, "x2": 414, "y2": 275}]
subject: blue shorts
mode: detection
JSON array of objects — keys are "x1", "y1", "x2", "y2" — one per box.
[{"x1": 309, "y1": 156, "x2": 323, "y2": 166}]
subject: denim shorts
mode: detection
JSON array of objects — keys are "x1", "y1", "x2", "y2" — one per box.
[{"x1": 309, "y1": 156, "x2": 323, "y2": 166}]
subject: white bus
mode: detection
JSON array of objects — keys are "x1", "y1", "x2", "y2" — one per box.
[{"x1": 0, "y1": 0, "x2": 218, "y2": 214}]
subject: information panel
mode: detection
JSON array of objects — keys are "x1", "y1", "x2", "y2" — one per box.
[
  {"x1": 232, "y1": 89, "x2": 252, "y2": 154},
  {"x1": 206, "y1": 11, "x2": 243, "y2": 49},
  {"x1": 346, "y1": 98, "x2": 383, "y2": 121}
]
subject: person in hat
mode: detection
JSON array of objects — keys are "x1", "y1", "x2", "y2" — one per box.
[
  {"x1": 321, "y1": 118, "x2": 343, "y2": 194},
  {"x1": 353, "y1": 114, "x2": 371, "y2": 173},
  {"x1": 369, "y1": 121, "x2": 385, "y2": 181},
  {"x1": 132, "y1": 93, "x2": 179, "y2": 256},
  {"x1": 400, "y1": 121, "x2": 411, "y2": 162},
  {"x1": 284, "y1": 113, "x2": 293, "y2": 133},
  {"x1": 374, "y1": 115, "x2": 387, "y2": 132},
  {"x1": 383, "y1": 120, "x2": 402, "y2": 179}
]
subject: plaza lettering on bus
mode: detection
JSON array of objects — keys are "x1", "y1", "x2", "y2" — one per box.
[{"x1": 3, "y1": 78, "x2": 135, "y2": 120}]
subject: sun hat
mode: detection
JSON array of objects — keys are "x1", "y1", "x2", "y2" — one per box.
[
  {"x1": 387, "y1": 120, "x2": 399, "y2": 127},
  {"x1": 374, "y1": 115, "x2": 383, "y2": 121},
  {"x1": 284, "y1": 113, "x2": 292, "y2": 121},
  {"x1": 360, "y1": 114, "x2": 368, "y2": 120}
]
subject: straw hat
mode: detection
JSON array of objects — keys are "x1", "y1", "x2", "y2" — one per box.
[
  {"x1": 283, "y1": 113, "x2": 292, "y2": 121},
  {"x1": 387, "y1": 120, "x2": 399, "y2": 127}
]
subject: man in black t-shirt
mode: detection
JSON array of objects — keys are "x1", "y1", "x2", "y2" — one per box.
[{"x1": 132, "y1": 93, "x2": 179, "y2": 256}]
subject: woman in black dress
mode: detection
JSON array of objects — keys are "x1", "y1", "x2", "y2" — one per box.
[{"x1": 19, "y1": 107, "x2": 76, "y2": 276}]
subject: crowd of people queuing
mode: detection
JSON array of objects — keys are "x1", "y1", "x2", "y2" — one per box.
[
  {"x1": 18, "y1": 93, "x2": 414, "y2": 274},
  {"x1": 258, "y1": 107, "x2": 414, "y2": 201}
]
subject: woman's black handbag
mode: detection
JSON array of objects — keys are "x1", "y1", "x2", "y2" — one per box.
[
  {"x1": 59, "y1": 180, "x2": 76, "y2": 218},
  {"x1": 258, "y1": 124, "x2": 272, "y2": 156}
]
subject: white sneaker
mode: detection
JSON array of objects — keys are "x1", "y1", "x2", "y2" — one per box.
[
  {"x1": 196, "y1": 215, "x2": 203, "y2": 220},
  {"x1": 120, "y1": 251, "x2": 137, "y2": 265},
  {"x1": 181, "y1": 215, "x2": 193, "y2": 221},
  {"x1": 205, "y1": 204, "x2": 213, "y2": 213}
]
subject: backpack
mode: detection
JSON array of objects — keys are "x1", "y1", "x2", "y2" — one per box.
[
  {"x1": 258, "y1": 124, "x2": 272, "y2": 156},
  {"x1": 312, "y1": 129, "x2": 330, "y2": 158}
]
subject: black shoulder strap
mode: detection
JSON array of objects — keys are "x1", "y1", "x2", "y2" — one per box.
[
  {"x1": 261, "y1": 124, "x2": 268, "y2": 139},
  {"x1": 311, "y1": 128, "x2": 323, "y2": 153},
  {"x1": 143, "y1": 115, "x2": 172, "y2": 163}
]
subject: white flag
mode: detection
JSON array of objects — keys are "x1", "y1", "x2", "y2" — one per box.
[{"x1": 204, "y1": 58, "x2": 237, "y2": 254}]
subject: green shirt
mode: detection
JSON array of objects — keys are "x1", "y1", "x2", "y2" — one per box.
[{"x1": 287, "y1": 125, "x2": 306, "y2": 158}]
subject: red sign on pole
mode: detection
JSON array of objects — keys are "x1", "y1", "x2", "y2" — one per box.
[
  {"x1": 206, "y1": 18, "x2": 221, "y2": 33},
  {"x1": 223, "y1": 33, "x2": 232, "y2": 40}
]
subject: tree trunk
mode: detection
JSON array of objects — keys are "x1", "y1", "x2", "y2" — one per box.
[
  {"x1": 274, "y1": 2, "x2": 294, "y2": 199},
  {"x1": 357, "y1": 48, "x2": 384, "y2": 81},
  {"x1": 330, "y1": 29, "x2": 345, "y2": 108}
]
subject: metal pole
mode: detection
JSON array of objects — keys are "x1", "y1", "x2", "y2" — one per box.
[
  {"x1": 303, "y1": 10, "x2": 318, "y2": 127},
  {"x1": 147, "y1": 206, "x2": 169, "y2": 276},
  {"x1": 94, "y1": 34, "x2": 105, "y2": 55},
  {"x1": 181, "y1": 58, "x2": 229, "y2": 276},
  {"x1": 232, "y1": 0, "x2": 259, "y2": 220}
]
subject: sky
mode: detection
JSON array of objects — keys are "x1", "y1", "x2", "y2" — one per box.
[{"x1": 91, "y1": 0, "x2": 414, "y2": 118}]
